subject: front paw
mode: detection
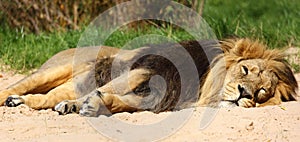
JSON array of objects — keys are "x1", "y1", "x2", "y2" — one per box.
[
  {"x1": 79, "y1": 103, "x2": 99, "y2": 117},
  {"x1": 5, "y1": 95, "x2": 24, "y2": 107},
  {"x1": 54, "y1": 100, "x2": 80, "y2": 115},
  {"x1": 238, "y1": 98, "x2": 255, "y2": 108},
  {"x1": 79, "y1": 103, "x2": 111, "y2": 117},
  {"x1": 79, "y1": 90, "x2": 110, "y2": 117},
  {"x1": 79, "y1": 96, "x2": 102, "y2": 117}
]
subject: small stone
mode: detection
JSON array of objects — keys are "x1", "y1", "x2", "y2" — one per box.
[
  {"x1": 116, "y1": 129, "x2": 122, "y2": 133},
  {"x1": 279, "y1": 105, "x2": 286, "y2": 110},
  {"x1": 246, "y1": 121, "x2": 254, "y2": 131}
]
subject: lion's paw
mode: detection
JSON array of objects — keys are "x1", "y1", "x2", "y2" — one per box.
[
  {"x1": 79, "y1": 90, "x2": 111, "y2": 117},
  {"x1": 5, "y1": 95, "x2": 25, "y2": 107},
  {"x1": 238, "y1": 98, "x2": 255, "y2": 108},
  {"x1": 79, "y1": 102, "x2": 101, "y2": 117},
  {"x1": 79, "y1": 96, "x2": 100, "y2": 117},
  {"x1": 79, "y1": 102, "x2": 111, "y2": 117},
  {"x1": 54, "y1": 100, "x2": 79, "y2": 115}
]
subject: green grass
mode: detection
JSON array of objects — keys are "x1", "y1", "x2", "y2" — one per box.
[
  {"x1": 104, "y1": 25, "x2": 194, "y2": 48},
  {"x1": 0, "y1": 27, "x2": 82, "y2": 71},
  {"x1": 203, "y1": 0, "x2": 300, "y2": 48},
  {"x1": 0, "y1": 26, "x2": 193, "y2": 72},
  {"x1": 0, "y1": 0, "x2": 299, "y2": 71}
]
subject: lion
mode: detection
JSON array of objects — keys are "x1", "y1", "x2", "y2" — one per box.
[{"x1": 0, "y1": 38, "x2": 297, "y2": 117}]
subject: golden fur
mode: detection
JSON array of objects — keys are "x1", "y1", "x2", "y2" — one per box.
[{"x1": 0, "y1": 38, "x2": 297, "y2": 117}]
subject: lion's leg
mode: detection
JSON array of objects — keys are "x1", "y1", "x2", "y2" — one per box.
[
  {"x1": 55, "y1": 68, "x2": 152, "y2": 116},
  {"x1": 78, "y1": 90, "x2": 143, "y2": 117},
  {"x1": 55, "y1": 90, "x2": 143, "y2": 116},
  {"x1": 0, "y1": 64, "x2": 73, "y2": 105},
  {"x1": 5, "y1": 81, "x2": 76, "y2": 109},
  {"x1": 81, "y1": 69, "x2": 152, "y2": 117}
]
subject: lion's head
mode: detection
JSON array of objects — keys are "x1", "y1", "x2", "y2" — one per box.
[{"x1": 199, "y1": 38, "x2": 298, "y2": 108}]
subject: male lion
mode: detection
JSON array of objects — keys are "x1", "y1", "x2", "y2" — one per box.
[{"x1": 0, "y1": 38, "x2": 297, "y2": 117}]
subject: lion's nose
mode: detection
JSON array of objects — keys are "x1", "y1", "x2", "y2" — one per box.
[{"x1": 238, "y1": 85, "x2": 252, "y2": 100}]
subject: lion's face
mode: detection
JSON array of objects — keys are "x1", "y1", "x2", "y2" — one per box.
[
  {"x1": 220, "y1": 59, "x2": 279, "y2": 107},
  {"x1": 199, "y1": 39, "x2": 297, "y2": 108}
]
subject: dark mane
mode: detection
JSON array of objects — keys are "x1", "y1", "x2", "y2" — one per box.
[{"x1": 94, "y1": 40, "x2": 221, "y2": 113}]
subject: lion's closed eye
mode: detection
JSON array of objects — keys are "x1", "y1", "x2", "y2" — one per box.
[{"x1": 241, "y1": 66, "x2": 248, "y2": 75}]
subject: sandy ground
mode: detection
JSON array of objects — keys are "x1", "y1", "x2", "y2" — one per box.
[{"x1": 0, "y1": 72, "x2": 300, "y2": 142}]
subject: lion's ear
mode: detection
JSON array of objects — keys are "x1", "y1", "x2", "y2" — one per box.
[
  {"x1": 219, "y1": 39, "x2": 239, "y2": 53},
  {"x1": 271, "y1": 61, "x2": 298, "y2": 101},
  {"x1": 219, "y1": 38, "x2": 250, "y2": 54}
]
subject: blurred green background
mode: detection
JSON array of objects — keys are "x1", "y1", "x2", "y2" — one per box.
[{"x1": 0, "y1": 0, "x2": 299, "y2": 71}]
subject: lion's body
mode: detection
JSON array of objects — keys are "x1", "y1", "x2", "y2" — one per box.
[{"x1": 0, "y1": 39, "x2": 297, "y2": 117}]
